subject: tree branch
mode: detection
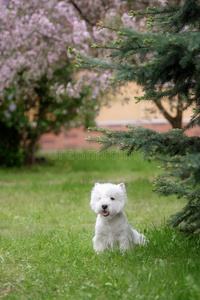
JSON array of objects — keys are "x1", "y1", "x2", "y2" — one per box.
[
  {"x1": 69, "y1": 0, "x2": 96, "y2": 27},
  {"x1": 154, "y1": 99, "x2": 177, "y2": 128}
]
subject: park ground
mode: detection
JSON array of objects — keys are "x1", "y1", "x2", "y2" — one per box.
[{"x1": 0, "y1": 150, "x2": 200, "y2": 299}]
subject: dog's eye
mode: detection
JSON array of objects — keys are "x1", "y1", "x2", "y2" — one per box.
[{"x1": 110, "y1": 197, "x2": 115, "y2": 200}]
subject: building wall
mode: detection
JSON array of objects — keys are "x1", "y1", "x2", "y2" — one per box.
[{"x1": 95, "y1": 82, "x2": 193, "y2": 126}]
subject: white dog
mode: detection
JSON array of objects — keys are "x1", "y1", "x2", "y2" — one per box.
[{"x1": 90, "y1": 182, "x2": 146, "y2": 252}]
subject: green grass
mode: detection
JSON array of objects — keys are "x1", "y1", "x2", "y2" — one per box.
[{"x1": 0, "y1": 150, "x2": 199, "y2": 299}]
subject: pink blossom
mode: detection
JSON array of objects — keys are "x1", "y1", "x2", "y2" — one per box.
[
  {"x1": 9, "y1": 103, "x2": 16, "y2": 112},
  {"x1": 0, "y1": 0, "x2": 170, "y2": 104}
]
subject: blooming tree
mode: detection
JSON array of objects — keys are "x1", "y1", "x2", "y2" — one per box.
[
  {"x1": 0, "y1": 0, "x2": 130, "y2": 94},
  {"x1": 0, "y1": 0, "x2": 169, "y2": 165},
  {"x1": 0, "y1": 0, "x2": 125, "y2": 165}
]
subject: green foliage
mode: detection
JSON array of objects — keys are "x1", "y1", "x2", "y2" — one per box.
[
  {"x1": 155, "y1": 153, "x2": 200, "y2": 233},
  {"x1": 0, "y1": 121, "x2": 24, "y2": 167},
  {"x1": 87, "y1": 126, "x2": 200, "y2": 157},
  {"x1": 0, "y1": 87, "x2": 28, "y2": 166},
  {"x1": 73, "y1": 0, "x2": 200, "y2": 233}
]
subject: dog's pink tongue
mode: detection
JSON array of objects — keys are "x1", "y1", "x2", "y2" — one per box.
[{"x1": 103, "y1": 211, "x2": 109, "y2": 216}]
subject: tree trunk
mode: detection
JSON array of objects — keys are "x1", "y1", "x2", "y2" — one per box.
[
  {"x1": 171, "y1": 109, "x2": 183, "y2": 129},
  {"x1": 154, "y1": 96, "x2": 183, "y2": 129},
  {"x1": 25, "y1": 138, "x2": 38, "y2": 166}
]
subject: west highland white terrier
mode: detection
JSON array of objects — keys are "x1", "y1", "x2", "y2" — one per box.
[{"x1": 90, "y1": 182, "x2": 146, "y2": 252}]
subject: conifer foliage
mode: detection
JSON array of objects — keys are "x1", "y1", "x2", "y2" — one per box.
[{"x1": 74, "y1": 0, "x2": 200, "y2": 233}]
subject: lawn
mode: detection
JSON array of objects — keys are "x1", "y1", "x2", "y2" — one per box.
[{"x1": 0, "y1": 150, "x2": 199, "y2": 299}]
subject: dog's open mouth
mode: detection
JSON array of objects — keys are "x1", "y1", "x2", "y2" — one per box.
[{"x1": 102, "y1": 211, "x2": 109, "y2": 217}]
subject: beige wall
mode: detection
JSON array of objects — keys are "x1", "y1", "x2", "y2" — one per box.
[{"x1": 95, "y1": 83, "x2": 193, "y2": 125}]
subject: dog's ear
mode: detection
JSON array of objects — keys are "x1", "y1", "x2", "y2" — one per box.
[
  {"x1": 118, "y1": 183, "x2": 125, "y2": 189},
  {"x1": 95, "y1": 183, "x2": 100, "y2": 187}
]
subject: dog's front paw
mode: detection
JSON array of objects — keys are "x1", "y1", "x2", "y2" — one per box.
[
  {"x1": 93, "y1": 245, "x2": 106, "y2": 253},
  {"x1": 93, "y1": 236, "x2": 108, "y2": 252},
  {"x1": 139, "y1": 234, "x2": 147, "y2": 245},
  {"x1": 118, "y1": 236, "x2": 132, "y2": 251}
]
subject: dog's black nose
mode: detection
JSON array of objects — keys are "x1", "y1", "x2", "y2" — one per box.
[{"x1": 102, "y1": 205, "x2": 107, "y2": 210}]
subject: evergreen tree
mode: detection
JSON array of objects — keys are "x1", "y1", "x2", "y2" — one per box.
[{"x1": 71, "y1": 0, "x2": 200, "y2": 234}]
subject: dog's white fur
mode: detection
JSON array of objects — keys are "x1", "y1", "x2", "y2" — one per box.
[{"x1": 90, "y1": 182, "x2": 146, "y2": 252}]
